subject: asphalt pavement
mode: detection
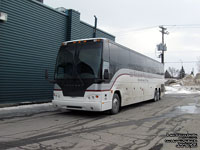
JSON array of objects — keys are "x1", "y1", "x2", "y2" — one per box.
[{"x1": 0, "y1": 93, "x2": 200, "y2": 150}]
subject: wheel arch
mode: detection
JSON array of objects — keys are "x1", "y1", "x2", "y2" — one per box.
[{"x1": 114, "y1": 90, "x2": 121, "y2": 107}]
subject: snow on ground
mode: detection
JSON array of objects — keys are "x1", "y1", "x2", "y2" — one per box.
[
  {"x1": 0, "y1": 103, "x2": 58, "y2": 119},
  {"x1": 165, "y1": 84, "x2": 200, "y2": 94},
  {"x1": 0, "y1": 84, "x2": 199, "y2": 119}
]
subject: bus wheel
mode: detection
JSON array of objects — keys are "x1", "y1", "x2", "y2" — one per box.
[
  {"x1": 159, "y1": 89, "x2": 161, "y2": 100},
  {"x1": 110, "y1": 93, "x2": 120, "y2": 115},
  {"x1": 154, "y1": 89, "x2": 159, "y2": 102}
]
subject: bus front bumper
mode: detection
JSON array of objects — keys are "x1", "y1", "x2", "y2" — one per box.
[{"x1": 52, "y1": 99, "x2": 103, "y2": 111}]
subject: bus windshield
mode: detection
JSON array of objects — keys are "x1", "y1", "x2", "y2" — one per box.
[{"x1": 55, "y1": 41, "x2": 102, "y2": 80}]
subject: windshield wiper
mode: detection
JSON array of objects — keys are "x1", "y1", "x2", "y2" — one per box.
[
  {"x1": 73, "y1": 57, "x2": 84, "y2": 86},
  {"x1": 76, "y1": 71, "x2": 84, "y2": 86}
]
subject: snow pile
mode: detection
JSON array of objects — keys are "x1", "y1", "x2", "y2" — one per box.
[
  {"x1": 165, "y1": 84, "x2": 200, "y2": 94},
  {"x1": 0, "y1": 103, "x2": 58, "y2": 119},
  {"x1": 165, "y1": 74, "x2": 200, "y2": 86},
  {"x1": 195, "y1": 73, "x2": 200, "y2": 84},
  {"x1": 165, "y1": 79, "x2": 180, "y2": 86},
  {"x1": 181, "y1": 75, "x2": 195, "y2": 86}
]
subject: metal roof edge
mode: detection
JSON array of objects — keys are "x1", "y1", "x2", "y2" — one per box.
[
  {"x1": 80, "y1": 21, "x2": 115, "y2": 38},
  {"x1": 30, "y1": 0, "x2": 68, "y2": 16}
]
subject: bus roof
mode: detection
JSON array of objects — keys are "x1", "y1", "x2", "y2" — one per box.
[
  {"x1": 61, "y1": 38, "x2": 162, "y2": 65},
  {"x1": 62, "y1": 38, "x2": 108, "y2": 45}
]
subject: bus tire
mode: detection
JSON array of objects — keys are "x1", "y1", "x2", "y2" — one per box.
[
  {"x1": 159, "y1": 88, "x2": 161, "y2": 100},
  {"x1": 110, "y1": 93, "x2": 120, "y2": 115},
  {"x1": 154, "y1": 89, "x2": 159, "y2": 102}
]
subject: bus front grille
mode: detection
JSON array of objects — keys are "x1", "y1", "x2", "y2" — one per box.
[{"x1": 67, "y1": 106, "x2": 82, "y2": 109}]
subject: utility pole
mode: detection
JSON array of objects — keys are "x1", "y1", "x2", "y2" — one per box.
[
  {"x1": 93, "y1": 15, "x2": 97, "y2": 38},
  {"x1": 159, "y1": 26, "x2": 169, "y2": 64}
]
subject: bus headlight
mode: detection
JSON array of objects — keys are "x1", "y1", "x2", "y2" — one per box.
[
  {"x1": 87, "y1": 95, "x2": 99, "y2": 100},
  {"x1": 54, "y1": 93, "x2": 61, "y2": 99}
]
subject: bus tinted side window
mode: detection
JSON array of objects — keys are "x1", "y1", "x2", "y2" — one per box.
[
  {"x1": 118, "y1": 47, "x2": 129, "y2": 68},
  {"x1": 130, "y1": 51, "x2": 141, "y2": 71},
  {"x1": 109, "y1": 43, "x2": 130, "y2": 68},
  {"x1": 103, "y1": 40, "x2": 110, "y2": 62},
  {"x1": 109, "y1": 43, "x2": 118, "y2": 77},
  {"x1": 109, "y1": 43, "x2": 118, "y2": 64}
]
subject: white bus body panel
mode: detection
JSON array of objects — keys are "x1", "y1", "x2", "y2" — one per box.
[
  {"x1": 52, "y1": 69, "x2": 164, "y2": 112},
  {"x1": 52, "y1": 90, "x2": 112, "y2": 111}
]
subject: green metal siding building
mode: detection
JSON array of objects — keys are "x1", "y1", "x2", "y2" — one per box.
[{"x1": 0, "y1": 0, "x2": 115, "y2": 104}]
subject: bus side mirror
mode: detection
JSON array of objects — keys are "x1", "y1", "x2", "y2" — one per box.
[
  {"x1": 45, "y1": 69, "x2": 49, "y2": 80},
  {"x1": 104, "y1": 69, "x2": 109, "y2": 79},
  {"x1": 45, "y1": 69, "x2": 56, "y2": 83}
]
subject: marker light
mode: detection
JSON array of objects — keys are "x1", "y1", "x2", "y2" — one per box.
[
  {"x1": 94, "y1": 39, "x2": 101, "y2": 42},
  {"x1": 96, "y1": 39, "x2": 101, "y2": 42}
]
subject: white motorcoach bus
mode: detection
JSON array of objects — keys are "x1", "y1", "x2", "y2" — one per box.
[{"x1": 51, "y1": 38, "x2": 164, "y2": 114}]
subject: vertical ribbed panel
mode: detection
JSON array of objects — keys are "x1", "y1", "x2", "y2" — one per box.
[
  {"x1": 67, "y1": 9, "x2": 80, "y2": 41},
  {"x1": 80, "y1": 21, "x2": 115, "y2": 41},
  {"x1": 96, "y1": 29, "x2": 115, "y2": 41},
  {"x1": 0, "y1": 0, "x2": 115, "y2": 104},
  {"x1": 79, "y1": 22, "x2": 94, "y2": 39},
  {"x1": 0, "y1": 0, "x2": 67, "y2": 104}
]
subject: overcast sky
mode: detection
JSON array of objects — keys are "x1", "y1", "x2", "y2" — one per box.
[{"x1": 45, "y1": 0, "x2": 200, "y2": 74}]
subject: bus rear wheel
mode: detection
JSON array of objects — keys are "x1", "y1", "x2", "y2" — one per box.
[
  {"x1": 110, "y1": 93, "x2": 120, "y2": 115},
  {"x1": 158, "y1": 89, "x2": 161, "y2": 100},
  {"x1": 154, "y1": 89, "x2": 159, "y2": 102}
]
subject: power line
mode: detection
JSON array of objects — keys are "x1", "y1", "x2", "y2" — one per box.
[
  {"x1": 113, "y1": 26, "x2": 157, "y2": 34},
  {"x1": 162, "y1": 24, "x2": 200, "y2": 27},
  {"x1": 114, "y1": 24, "x2": 200, "y2": 37},
  {"x1": 162, "y1": 24, "x2": 200, "y2": 30},
  {"x1": 165, "y1": 61, "x2": 198, "y2": 64},
  {"x1": 165, "y1": 50, "x2": 200, "y2": 54}
]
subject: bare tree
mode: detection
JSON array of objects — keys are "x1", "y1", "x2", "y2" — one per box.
[
  {"x1": 168, "y1": 67, "x2": 179, "y2": 78},
  {"x1": 197, "y1": 57, "x2": 200, "y2": 73}
]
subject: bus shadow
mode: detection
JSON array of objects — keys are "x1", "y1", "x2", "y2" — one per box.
[
  {"x1": 120, "y1": 99, "x2": 154, "y2": 113},
  {"x1": 56, "y1": 99, "x2": 154, "y2": 118},
  {"x1": 57, "y1": 109, "x2": 107, "y2": 118}
]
